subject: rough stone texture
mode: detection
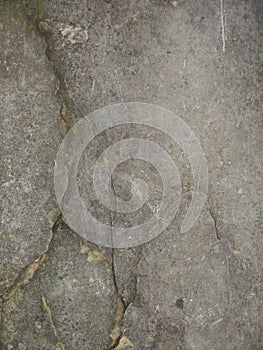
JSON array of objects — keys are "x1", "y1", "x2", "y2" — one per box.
[
  {"x1": 1, "y1": 218, "x2": 116, "y2": 349},
  {"x1": 0, "y1": 1, "x2": 61, "y2": 294},
  {"x1": 0, "y1": 0, "x2": 262, "y2": 349},
  {"x1": 123, "y1": 211, "x2": 261, "y2": 350}
]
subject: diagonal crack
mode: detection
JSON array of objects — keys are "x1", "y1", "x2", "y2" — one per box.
[
  {"x1": 208, "y1": 207, "x2": 220, "y2": 240},
  {"x1": 0, "y1": 254, "x2": 46, "y2": 303},
  {"x1": 0, "y1": 213, "x2": 61, "y2": 303}
]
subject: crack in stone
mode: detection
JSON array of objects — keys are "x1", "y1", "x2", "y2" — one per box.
[
  {"x1": 108, "y1": 178, "x2": 126, "y2": 349},
  {"x1": 29, "y1": 8, "x2": 137, "y2": 349},
  {"x1": 109, "y1": 229, "x2": 125, "y2": 347},
  {"x1": 0, "y1": 213, "x2": 61, "y2": 303},
  {"x1": 0, "y1": 2, "x2": 64, "y2": 307},
  {"x1": 109, "y1": 293, "x2": 125, "y2": 349},
  {"x1": 208, "y1": 208, "x2": 220, "y2": 240},
  {"x1": 1, "y1": 4, "x2": 131, "y2": 348},
  {"x1": 37, "y1": 19, "x2": 83, "y2": 134},
  {"x1": 0, "y1": 3, "x2": 71, "y2": 305},
  {"x1": 0, "y1": 254, "x2": 46, "y2": 303},
  {"x1": 36, "y1": 13, "x2": 133, "y2": 348},
  {"x1": 108, "y1": 177, "x2": 146, "y2": 348},
  {"x1": 109, "y1": 245, "x2": 142, "y2": 349},
  {"x1": 41, "y1": 294, "x2": 66, "y2": 350}
]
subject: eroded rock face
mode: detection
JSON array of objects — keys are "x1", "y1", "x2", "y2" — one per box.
[
  {"x1": 0, "y1": 2, "x2": 61, "y2": 294},
  {"x1": 0, "y1": 0, "x2": 262, "y2": 349},
  {"x1": 1, "y1": 220, "x2": 116, "y2": 350}
]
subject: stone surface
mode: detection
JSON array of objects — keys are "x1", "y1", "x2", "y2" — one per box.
[
  {"x1": 1, "y1": 219, "x2": 116, "y2": 350},
  {"x1": 0, "y1": 1, "x2": 61, "y2": 294},
  {"x1": 0, "y1": 0, "x2": 262, "y2": 349},
  {"x1": 123, "y1": 211, "x2": 261, "y2": 349}
]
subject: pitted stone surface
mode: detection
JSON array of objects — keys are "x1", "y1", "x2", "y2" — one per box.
[
  {"x1": 1, "y1": 221, "x2": 116, "y2": 350},
  {"x1": 0, "y1": 0, "x2": 262, "y2": 349},
  {"x1": 0, "y1": 2, "x2": 61, "y2": 294}
]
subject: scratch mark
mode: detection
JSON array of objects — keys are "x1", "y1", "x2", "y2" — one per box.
[
  {"x1": 220, "y1": 0, "x2": 226, "y2": 52},
  {"x1": 91, "y1": 79, "x2": 96, "y2": 96},
  {"x1": 211, "y1": 317, "x2": 224, "y2": 327}
]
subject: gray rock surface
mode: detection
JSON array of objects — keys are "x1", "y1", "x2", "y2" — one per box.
[
  {"x1": 0, "y1": 0, "x2": 262, "y2": 349},
  {"x1": 1, "y1": 218, "x2": 116, "y2": 350},
  {"x1": 0, "y1": 1, "x2": 60, "y2": 294}
]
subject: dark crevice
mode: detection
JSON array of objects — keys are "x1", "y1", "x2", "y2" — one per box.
[
  {"x1": 33, "y1": 12, "x2": 129, "y2": 349},
  {"x1": 109, "y1": 250, "x2": 124, "y2": 349},
  {"x1": 0, "y1": 2, "x2": 74, "y2": 306},
  {"x1": 28, "y1": 7, "x2": 131, "y2": 350},
  {"x1": 35, "y1": 17, "x2": 83, "y2": 134},
  {"x1": 209, "y1": 208, "x2": 220, "y2": 240},
  {"x1": 108, "y1": 178, "x2": 145, "y2": 348},
  {"x1": 109, "y1": 239, "x2": 142, "y2": 349},
  {"x1": 109, "y1": 176, "x2": 125, "y2": 349}
]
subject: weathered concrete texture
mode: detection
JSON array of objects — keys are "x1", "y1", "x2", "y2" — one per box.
[
  {"x1": 1, "y1": 219, "x2": 117, "y2": 350},
  {"x1": 0, "y1": 0, "x2": 262, "y2": 349},
  {"x1": 39, "y1": 0, "x2": 262, "y2": 348},
  {"x1": 123, "y1": 211, "x2": 261, "y2": 349},
  {"x1": 0, "y1": 1, "x2": 61, "y2": 294}
]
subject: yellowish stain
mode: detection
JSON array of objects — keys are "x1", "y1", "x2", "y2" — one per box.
[
  {"x1": 87, "y1": 249, "x2": 106, "y2": 262},
  {"x1": 23, "y1": 254, "x2": 46, "y2": 285},
  {"x1": 58, "y1": 101, "x2": 77, "y2": 130},
  {"x1": 114, "y1": 336, "x2": 134, "y2": 349},
  {"x1": 80, "y1": 240, "x2": 91, "y2": 254},
  {"x1": 232, "y1": 249, "x2": 241, "y2": 256},
  {"x1": 41, "y1": 295, "x2": 65, "y2": 350},
  {"x1": 60, "y1": 102, "x2": 68, "y2": 120},
  {"x1": 41, "y1": 295, "x2": 53, "y2": 324},
  {"x1": 104, "y1": 155, "x2": 110, "y2": 163},
  {"x1": 2, "y1": 254, "x2": 46, "y2": 301},
  {"x1": 58, "y1": 118, "x2": 67, "y2": 138},
  {"x1": 133, "y1": 268, "x2": 146, "y2": 277},
  {"x1": 80, "y1": 240, "x2": 107, "y2": 263},
  {"x1": 38, "y1": 21, "x2": 51, "y2": 33},
  {"x1": 109, "y1": 296, "x2": 125, "y2": 348}
]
